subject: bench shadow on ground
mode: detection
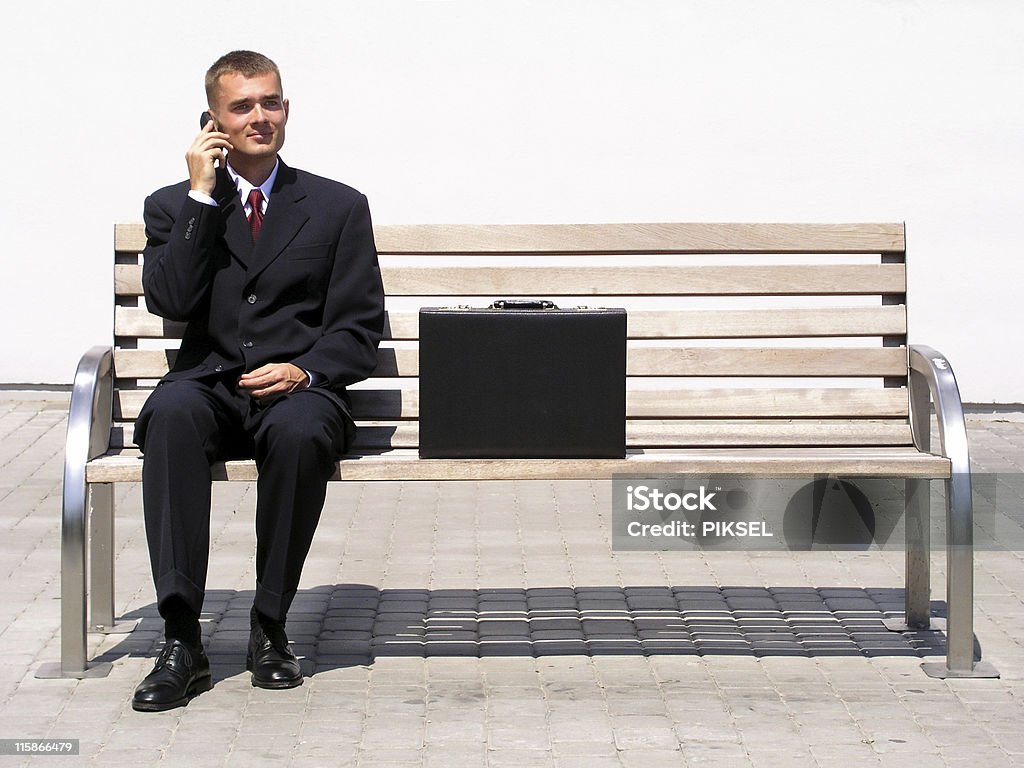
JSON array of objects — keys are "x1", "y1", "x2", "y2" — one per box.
[{"x1": 96, "y1": 585, "x2": 957, "y2": 684}]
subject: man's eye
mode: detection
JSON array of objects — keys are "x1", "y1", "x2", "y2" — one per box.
[
  {"x1": 233, "y1": 104, "x2": 250, "y2": 113},
  {"x1": 263, "y1": 100, "x2": 281, "y2": 109}
]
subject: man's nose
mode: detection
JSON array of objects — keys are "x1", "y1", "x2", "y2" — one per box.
[{"x1": 251, "y1": 104, "x2": 267, "y2": 122}]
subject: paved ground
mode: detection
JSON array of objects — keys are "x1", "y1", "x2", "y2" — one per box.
[{"x1": 1, "y1": 394, "x2": 1023, "y2": 767}]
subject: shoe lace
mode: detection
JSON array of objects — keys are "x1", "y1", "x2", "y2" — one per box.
[
  {"x1": 154, "y1": 641, "x2": 190, "y2": 671},
  {"x1": 258, "y1": 620, "x2": 291, "y2": 653}
]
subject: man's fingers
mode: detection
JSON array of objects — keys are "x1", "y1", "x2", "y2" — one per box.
[
  {"x1": 187, "y1": 128, "x2": 232, "y2": 195},
  {"x1": 249, "y1": 385, "x2": 283, "y2": 399},
  {"x1": 191, "y1": 131, "x2": 222, "y2": 149},
  {"x1": 238, "y1": 374, "x2": 278, "y2": 390},
  {"x1": 242, "y1": 373, "x2": 286, "y2": 398},
  {"x1": 194, "y1": 140, "x2": 231, "y2": 159},
  {"x1": 200, "y1": 134, "x2": 232, "y2": 150},
  {"x1": 239, "y1": 363, "x2": 308, "y2": 397},
  {"x1": 238, "y1": 367, "x2": 277, "y2": 388},
  {"x1": 188, "y1": 132, "x2": 232, "y2": 163}
]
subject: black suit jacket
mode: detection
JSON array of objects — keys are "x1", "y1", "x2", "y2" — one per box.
[{"x1": 142, "y1": 159, "x2": 385, "y2": 418}]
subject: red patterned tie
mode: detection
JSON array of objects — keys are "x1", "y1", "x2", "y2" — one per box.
[{"x1": 247, "y1": 189, "x2": 264, "y2": 242}]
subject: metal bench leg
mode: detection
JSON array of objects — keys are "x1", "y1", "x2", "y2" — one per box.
[
  {"x1": 904, "y1": 478, "x2": 932, "y2": 627},
  {"x1": 36, "y1": 469, "x2": 111, "y2": 678},
  {"x1": 885, "y1": 478, "x2": 936, "y2": 632},
  {"x1": 88, "y1": 483, "x2": 139, "y2": 636},
  {"x1": 885, "y1": 367, "x2": 938, "y2": 633},
  {"x1": 921, "y1": 473, "x2": 998, "y2": 678}
]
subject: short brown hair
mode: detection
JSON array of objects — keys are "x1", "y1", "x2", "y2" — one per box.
[{"x1": 205, "y1": 50, "x2": 282, "y2": 105}]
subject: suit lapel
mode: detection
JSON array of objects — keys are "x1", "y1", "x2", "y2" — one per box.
[
  {"x1": 215, "y1": 169, "x2": 252, "y2": 268},
  {"x1": 245, "y1": 160, "x2": 309, "y2": 280}
]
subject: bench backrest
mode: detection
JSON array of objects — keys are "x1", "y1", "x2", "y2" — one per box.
[{"x1": 111, "y1": 223, "x2": 911, "y2": 453}]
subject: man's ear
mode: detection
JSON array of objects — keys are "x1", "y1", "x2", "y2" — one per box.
[
  {"x1": 283, "y1": 98, "x2": 290, "y2": 122},
  {"x1": 204, "y1": 104, "x2": 223, "y2": 130}
]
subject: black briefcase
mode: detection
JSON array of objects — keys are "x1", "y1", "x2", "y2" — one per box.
[{"x1": 419, "y1": 301, "x2": 626, "y2": 459}]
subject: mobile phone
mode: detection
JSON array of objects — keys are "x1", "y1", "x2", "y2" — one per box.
[{"x1": 200, "y1": 112, "x2": 225, "y2": 167}]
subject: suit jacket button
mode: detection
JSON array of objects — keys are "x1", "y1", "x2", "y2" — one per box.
[
  {"x1": 243, "y1": 341, "x2": 254, "y2": 348},
  {"x1": 247, "y1": 294, "x2": 257, "y2": 304},
  {"x1": 214, "y1": 364, "x2": 224, "y2": 372}
]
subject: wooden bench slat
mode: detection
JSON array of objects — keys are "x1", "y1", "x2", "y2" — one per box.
[
  {"x1": 351, "y1": 420, "x2": 914, "y2": 449},
  {"x1": 397, "y1": 308, "x2": 908, "y2": 341},
  {"x1": 112, "y1": 418, "x2": 912, "y2": 451},
  {"x1": 114, "y1": 388, "x2": 426, "y2": 421},
  {"x1": 114, "y1": 264, "x2": 907, "y2": 298},
  {"x1": 113, "y1": 347, "x2": 422, "y2": 379},
  {"x1": 625, "y1": 388, "x2": 909, "y2": 419},
  {"x1": 115, "y1": 387, "x2": 908, "y2": 421},
  {"x1": 115, "y1": 222, "x2": 906, "y2": 255},
  {"x1": 114, "y1": 223, "x2": 145, "y2": 252},
  {"x1": 112, "y1": 422, "x2": 423, "y2": 451},
  {"x1": 381, "y1": 265, "x2": 906, "y2": 297},
  {"x1": 383, "y1": 312, "x2": 418, "y2": 341},
  {"x1": 113, "y1": 349, "x2": 175, "y2": 378},
  {"x1": 626, "y1": 306, "x2": 907, "y2": 339},
  {"x1": 374, "y1": 223, "x2": 907, "y2": 255},
  {"x1": 86, "y1": 445, "x2": 947, "y2": 484},
  {"x1": 627, "y1": 347, "x2": 906, "y2": 377},
  {"x1": 337, "y1": 448, "x2": 947, "y2": 481},
  {"x1": 115, "y1": 265, "x2": 143, "y2": 296},
  {"x1": 625, "y1": 419, "x2": 912, "y2": 446},
  {"x1": 114, "y1": 346, "x2": 907, "y2": 380},
  {"x1": 116, "y1": 307, "x2": 421, "y2": 341},
  {"x1": 115, "y1": 306, "x2": 907, "y2": 341},
  {"x1": 114, "y1": 307, "x2": 188, "y2": 338}
]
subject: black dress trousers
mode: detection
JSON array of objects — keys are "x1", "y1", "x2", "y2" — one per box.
[{"x1": 134, "y1": 374, "x2": 350, "y2": 622}]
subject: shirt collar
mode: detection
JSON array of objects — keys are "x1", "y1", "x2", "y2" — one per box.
[{"x1": 226, "y1": 158, "x2": 280, "y2": 213}]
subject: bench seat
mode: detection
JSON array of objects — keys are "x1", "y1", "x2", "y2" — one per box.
[{"x1": 85, "y1": 447, "x2": 951, "y2": 483}]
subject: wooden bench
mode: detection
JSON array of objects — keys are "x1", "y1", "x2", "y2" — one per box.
[{"x1": 38, "y1": 222, "x2": 998, "y2": 680}]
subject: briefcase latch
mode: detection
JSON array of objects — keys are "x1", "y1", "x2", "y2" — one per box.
[{"x1": 490, "y1": 299, "x2": 557, "y2": 310}]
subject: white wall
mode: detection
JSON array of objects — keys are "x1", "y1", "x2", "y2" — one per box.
[{"x1": 1, "y1": 1, "x2": 1021, "y2": 401}]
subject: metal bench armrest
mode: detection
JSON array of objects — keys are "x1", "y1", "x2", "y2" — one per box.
[
  {"x1": 908, "y1": 344, "x2": 970, "y2": 479},
  {"x1": 67, "y1": 346, "x2": 115, "y2": 464},
  {"x1": 50, "y1": 346, "x2": 113, "y2": 677}
]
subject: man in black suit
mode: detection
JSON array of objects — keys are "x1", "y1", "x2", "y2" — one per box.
[{"x1": 131, "y1": 50, "x2": 384, "y2": 711}]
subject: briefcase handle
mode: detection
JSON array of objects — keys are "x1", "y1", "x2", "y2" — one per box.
[{"x1": 490, "y1": 299, "x2": 557, "y2": 310}]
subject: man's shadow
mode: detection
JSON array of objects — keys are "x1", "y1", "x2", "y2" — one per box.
[{"x1": 97, "y1": 583, "x2": 956, "y2": 684}]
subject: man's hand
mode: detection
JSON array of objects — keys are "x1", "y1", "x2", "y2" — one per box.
[
  {"x1": 238, "y1": 363, "x2": 310, "y2": 400},
  {"x1": 187, "y1": 119, "x2": 233, "y2": 197}
]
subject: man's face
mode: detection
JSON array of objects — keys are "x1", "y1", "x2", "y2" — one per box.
[{"x1": 209, "y1": 71, "x2": 289, "y2": 163}]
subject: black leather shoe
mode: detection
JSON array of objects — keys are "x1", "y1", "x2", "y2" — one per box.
[
  {"x1": 132, "y1": 639, "x2": 212, "y2": 712},
  {"x1": 247, "y1": 621, "x2": 302, "y2": 689}
]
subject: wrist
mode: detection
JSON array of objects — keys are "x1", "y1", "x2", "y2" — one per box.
[
  {"x1": 188, "y1": 170, "x2": 216, "y2": 198},
  {"x1": 286, "y1": 364, "x2": 310, "y2": 390}
]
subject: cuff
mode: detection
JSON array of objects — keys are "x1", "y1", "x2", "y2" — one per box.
[{"x1": 188, "y1": 190, "x2": 218, "y2": 207}]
